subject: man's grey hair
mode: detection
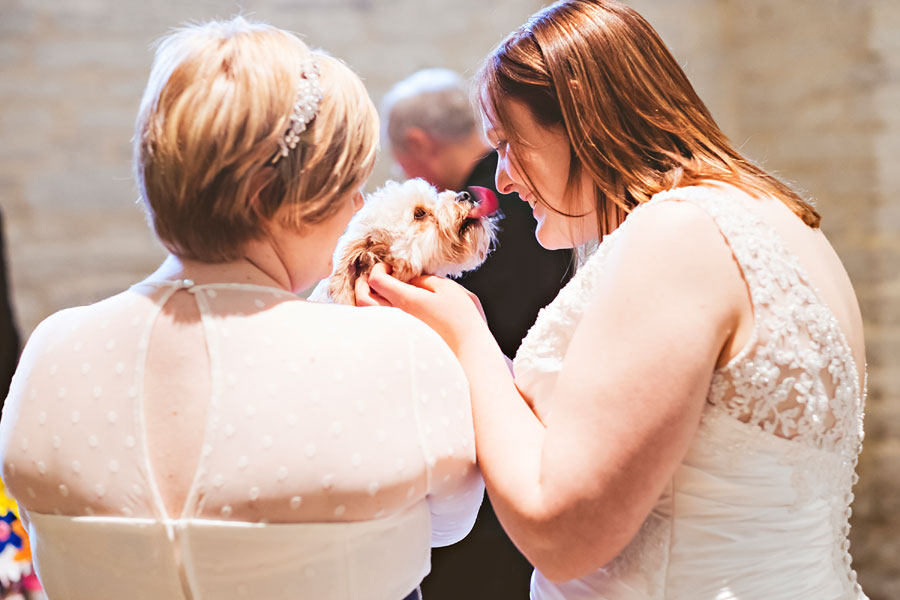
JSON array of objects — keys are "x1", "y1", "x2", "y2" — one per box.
[{"x1": 381, "y1": 68, "x2": 479, "y2": 153}]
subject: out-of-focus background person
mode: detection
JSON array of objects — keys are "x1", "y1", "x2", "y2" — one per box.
[
  {"x1": 0, "y1": 1, "x2": 898, "y2": 598},
  {"x1": 381, "y1": 68, "x2": 570, "y2": 598}
]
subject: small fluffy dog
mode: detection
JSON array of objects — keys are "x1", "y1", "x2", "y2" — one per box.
[{"x1": 311, "y1": 178, "x2": 499, "y2": 305}]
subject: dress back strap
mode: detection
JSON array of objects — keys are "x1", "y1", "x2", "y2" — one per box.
[{"x1": 647, "y1": 185, "x2": 786, "y2": 315}]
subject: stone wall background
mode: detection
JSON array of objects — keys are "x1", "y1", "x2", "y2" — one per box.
[{"x1": 1, "y1": 0, "x2": 897, "y2": 596}]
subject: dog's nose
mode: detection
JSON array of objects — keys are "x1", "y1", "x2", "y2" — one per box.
[{"x1": 455, "y1": 191, "x2": 472, "y2": 204}]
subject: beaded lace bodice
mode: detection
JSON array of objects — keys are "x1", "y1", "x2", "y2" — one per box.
[{"x1": 515, "y1": 185, "x2": 867, "y2": 599}]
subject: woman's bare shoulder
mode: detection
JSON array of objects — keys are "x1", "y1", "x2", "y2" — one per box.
[
  {"x1": 616, "y1": 197, "x2": 737, "y2": 270},
  {"x1": 595, "y1": 197, "x2": 749, "y2": 344}
]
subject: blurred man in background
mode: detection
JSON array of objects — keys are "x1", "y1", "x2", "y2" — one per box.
[{"x1": 382, "y1": 69, "x2": 571, "y2": 598}]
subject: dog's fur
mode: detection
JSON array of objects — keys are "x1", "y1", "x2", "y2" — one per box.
[{"x1": 310, "y1": 178, "x2": 499, "y2": 305}]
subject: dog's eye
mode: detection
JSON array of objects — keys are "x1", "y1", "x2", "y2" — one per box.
[{"x1": 413, "y1": 207, "x2": 428, "y2": 220}]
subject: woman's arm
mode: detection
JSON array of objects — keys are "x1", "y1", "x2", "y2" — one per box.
[
  {"x1": 365, "y1": 200, "x2": 747, "y2": 581},
  {"x1": 404, "y1": 319, "x2": 485, "y2": 547}
]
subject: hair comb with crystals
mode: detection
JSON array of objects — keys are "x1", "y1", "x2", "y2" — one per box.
[{"x1": 274, "y1": 57, "x2": 323, "y2": 161}]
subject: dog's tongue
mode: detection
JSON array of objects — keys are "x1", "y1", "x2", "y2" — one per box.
[{"x1": 466, "y1": 186, "x2": 499, "y2": 219}]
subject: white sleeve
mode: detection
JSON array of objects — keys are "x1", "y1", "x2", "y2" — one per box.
[
  {"x1": 0, "y1": 309, "x2": 68, "y2": 489},
  {"x1": 305, "y1": 279, "x2": 331, "y2": 303},
  {"x1": 405, "y1": 320, "x2": 484, "y2": 548}
]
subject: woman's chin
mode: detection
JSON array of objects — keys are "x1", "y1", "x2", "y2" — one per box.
[{"x1": 534, "y1": 223, "x2": 569, "y2": 251}]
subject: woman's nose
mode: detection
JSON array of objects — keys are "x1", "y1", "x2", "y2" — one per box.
[{"x1": 495, "y1": 155, "x2": 515, "y2": 195}]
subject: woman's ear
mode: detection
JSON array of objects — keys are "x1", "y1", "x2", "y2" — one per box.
[
  {"x1": 351, "y1": 190, "x2": 364, "y2": 214},
  {"x1": 402, "y1": 127, "x2": 436, "y2": 157}
]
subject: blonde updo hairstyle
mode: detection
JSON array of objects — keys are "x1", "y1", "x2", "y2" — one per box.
[{"x1": 134, "y1": 17, "x2": 379, "y2": 262}]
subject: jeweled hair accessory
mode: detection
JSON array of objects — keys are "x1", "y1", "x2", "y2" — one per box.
[{"x1": 275, "y1": 58, "x2": 323, "y2": 160}]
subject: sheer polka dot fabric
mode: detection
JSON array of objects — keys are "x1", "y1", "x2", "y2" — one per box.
[{"x1": 0, "y1": 281, "x2": 483, "y2": 598}]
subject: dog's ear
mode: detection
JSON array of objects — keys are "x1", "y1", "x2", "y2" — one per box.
[{"x1": 329, "y1": 229, "x2": 398, "y2": 306}]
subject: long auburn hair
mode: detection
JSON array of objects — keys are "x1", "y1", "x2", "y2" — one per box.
[{"x1": 476, "y1": 0, "x2": 819, "y2": 240}]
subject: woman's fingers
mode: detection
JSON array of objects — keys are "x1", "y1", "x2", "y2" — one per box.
[
  {"x1": 354, "y1": 275, "x2": 391, "y2": 307},
  {"x1": 407, "y1": 274, "x2": 448, "y2": 292},
  {"x1": 354, "y1": 276, "x2": 375, "y2": 306},
  {"x1": 368, "y1": 265, "x2": 429, "y2": 309},
  {"x1": 371, "y1": 262, "x2": 394, "y2": 277},
  {"x1": 365, "y1": 264, "x2": 489, "y2": 355},
  {"x1": 406, "y1": 274, "x2": 486, "y2": 322}
]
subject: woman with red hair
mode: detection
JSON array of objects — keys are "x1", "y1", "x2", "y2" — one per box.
[{"x1": 359, "y1": 1, "x2": 868, "y2": 598}]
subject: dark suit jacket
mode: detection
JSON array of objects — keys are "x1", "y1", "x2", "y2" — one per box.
[
  {"x1": 0, "y1": 209, "x2": 20, "y2": 408},
  {"x1": 421, "y1": 153, "x2": 571, "y2": 599}
]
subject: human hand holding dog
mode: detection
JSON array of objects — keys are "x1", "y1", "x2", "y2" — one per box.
[
  {"x1": 354, "y1": 263, "x2": 394, "y2": 308},
  {"x1": 357, "y1": 263, "x2": 490, "y2": 357}
]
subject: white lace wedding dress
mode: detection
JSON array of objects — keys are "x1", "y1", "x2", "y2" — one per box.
[
  {"x1": 514, "y1": 185, "x2": 867, "y2": 599},
  {"x1": 0, "y1": 282, "x2": 483, "y2": 600}
]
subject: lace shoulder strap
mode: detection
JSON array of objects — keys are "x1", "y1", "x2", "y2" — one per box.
[
  {"x1": 650, "y1": 185, "x2": 863, "y2": 452},
  {"x1": 648, "y1": 185, "x2": 785, "y2": 305}
]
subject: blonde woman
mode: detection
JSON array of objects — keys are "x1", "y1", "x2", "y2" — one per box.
[
  {"x1": 358, "y1": 0, "x2": 868, "y2": 598},
  {"x1": 0, "y1": 17, "x2": 482, "y2": 600}
]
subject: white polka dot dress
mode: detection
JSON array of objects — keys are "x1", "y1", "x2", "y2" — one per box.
[{"x1": 0, "y1": 280, "x2": 483, "y2": 599}]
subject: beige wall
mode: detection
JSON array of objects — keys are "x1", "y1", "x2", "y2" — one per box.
[{"x1": 2, "y1": 0, "x2": 898, "y2": 596}]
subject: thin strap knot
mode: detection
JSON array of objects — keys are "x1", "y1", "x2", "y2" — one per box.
[{"x1": 177, "y1": 279, "x2": 199, "y2": 293}]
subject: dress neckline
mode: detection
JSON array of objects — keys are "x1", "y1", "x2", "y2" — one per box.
[{"x1": 131, "y1": 279, "x2": 298, "y2": 297}]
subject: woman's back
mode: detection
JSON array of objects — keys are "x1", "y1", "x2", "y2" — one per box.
[
  {"x1": 518, "y1": 184, "x2": 867, "y2": 599},
  {"x1": 0, "y1": 281, "x2": 483, "y2": 599}
]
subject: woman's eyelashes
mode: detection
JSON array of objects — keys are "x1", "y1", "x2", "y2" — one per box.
[{"x1": 484, "y1": 130, "x2": 507, "y2": 154}]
